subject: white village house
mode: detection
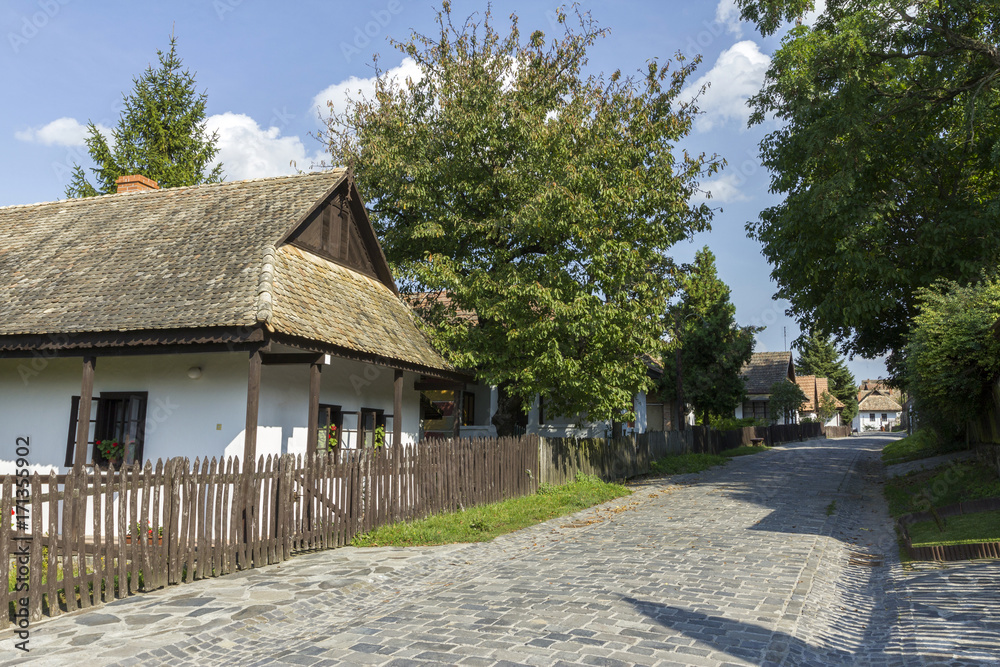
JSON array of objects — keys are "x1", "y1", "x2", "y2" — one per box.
[
  {"x1": 796, "y1": 375, "x2": 845, "y2": 427},
  {"x1": 853, "y1": 386, "x2": 903, "y2": 432},
  {"x1": 734, "y1": 351, "x2": 799, "y2": 425},
  {"x1": 0, "y1": 170, "x2": 498, "y2": 476},
  {"x1": 526, "y1": 355, "x2": 667, "y2": 438}
]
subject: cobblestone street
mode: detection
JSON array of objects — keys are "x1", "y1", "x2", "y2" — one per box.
[{"x1": 4, "y1": 434, "x2": 998, "y2": 666}]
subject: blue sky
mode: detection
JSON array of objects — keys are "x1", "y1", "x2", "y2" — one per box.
[{"x1": 0, "y1": 0, "x2": 887, "y2": 382}]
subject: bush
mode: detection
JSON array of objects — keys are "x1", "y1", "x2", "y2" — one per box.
[
  {"x1": 710, "y1": 416, "x2": 767, "y2": 431},
  {"x1": 904, "y1": 277, "x2": 1000, "y2": 438}
]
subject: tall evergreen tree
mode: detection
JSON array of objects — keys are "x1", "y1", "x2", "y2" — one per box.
[
  {"x1": 66, "y1": 36, "x2": 223, "y2": 197},
  {"x1": 794, "y1": 330, "x2": 858, "y2": 422},
  {"x1": 665, "y1": 248, "x2": 760, "y2": 426}
]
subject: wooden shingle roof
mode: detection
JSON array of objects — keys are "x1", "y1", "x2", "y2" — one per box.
[
  {"x1": 741, "y1": 351, "x2": 795, "y2": 395},
  {"x1": 0, "y1": 171, "x2": 454, "y2": 374},
  {"x1": 858, "y1": 389, "x2": 902, "y2": 412}
]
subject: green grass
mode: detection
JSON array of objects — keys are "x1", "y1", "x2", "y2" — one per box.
[
  {"x1": 351, "y1": 474, "x2": 631, "y2": 547},
  {"x1": 881, "y1": 429, "x2": 966, "y2": 465},
  {"x1": 722, "y1": 445, "x2": 772, "y2": 458},
  {"x1": 649, "y1": 452, "x2": 727, "y2": 475},
  {"x1": 907, "y1": 510, "x2": 1000, "y2": 547},
  {"x1": 826, "y1": 500, "x2": 837, "y2": 516},
  {"x1": 884, "y1": 460, "x2": 1000, "y2": 518}
]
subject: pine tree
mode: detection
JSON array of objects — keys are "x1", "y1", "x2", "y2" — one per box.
[
  {"x1": 794, "y1": 330, "x2": 858, "y2": 422},
  {"x1": 66, "y1": 36, "x2": 223, "y2": 197},
  {"x1": 666, "y1": 248, "x2": 760, "y2": 426}
]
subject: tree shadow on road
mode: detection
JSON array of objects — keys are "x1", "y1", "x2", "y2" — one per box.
[{"x1": 620, "y1": 594, "x2": 999, "y2": 666}]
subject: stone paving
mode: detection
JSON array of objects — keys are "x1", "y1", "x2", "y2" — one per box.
[{"x1": 3, "y1": 434, "x2": 999, "y2": 666}]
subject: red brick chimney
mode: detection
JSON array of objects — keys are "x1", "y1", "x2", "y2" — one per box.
[{"x1": 115, "y1": 174, "x2": 160, "y2": 194}]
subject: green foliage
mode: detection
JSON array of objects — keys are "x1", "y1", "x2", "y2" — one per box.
[
  {"x1": 350, "y1": 473, "x2": 629, "y2": 546},
  {"x1": 794, "y1": 330, "x2": 857, "y2": 422},
  {"x1": 741, "y1": 1, "x2": 1000, "y2": 360},
  {"x1": 884, "y1": 460, "x2": 1000, "y2": 517},
  {"x1": 649, "y1": 452, "x2": 727, "y2": 475},
  {"x1": 881, "y1": 429, "x2": 965, "y2": 465},
  {"x1": 709, "y1": 416, "x2": 766, "y2": 431},
  {"x1": 817, "y1": 391, "x2": 839, "y2": 423},
  {"x1": 825, "y1": 500, "x2": 836, "y2": 516},
  {"x1": 322, "y1": 4, "x2": 721, "y2": 422},
  {"x1": 907, "y1": 511, "x2": 1000, "y2": 547},
  {"x1": 769, "y1": 380, "x2": 807, "y2": 424},
  {"x1": 664, "y1": 247, "x2": 760, "y2": 425},
  {"x1": 66, "y1": 35, "x2": 223, "y2": 197},
  {"x1": 904, "y1": 278, "x2": 1000, "y2": 437}
]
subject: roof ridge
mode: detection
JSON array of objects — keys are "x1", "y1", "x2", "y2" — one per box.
[
  {"x1": 0, "y1": 169, "x2": 347, "y2": 212},
  {"x1": 256, "y1": 244, "x2": 277, "y2": 324}
]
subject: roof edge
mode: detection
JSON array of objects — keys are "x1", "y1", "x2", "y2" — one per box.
[{"x1": 256, "y1": 244, "x2": 277, "y2": 323}]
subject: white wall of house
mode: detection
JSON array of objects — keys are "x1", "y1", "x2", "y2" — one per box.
[
  {"x1": 526, "y1": 392, "x2": 650, "y2": 438},
  {"x1": 852, "y1": 410, "x2": 901, "y2": 432},
  {"x1": 0, "y1": 352, "x2": 425, "y2": 475}
]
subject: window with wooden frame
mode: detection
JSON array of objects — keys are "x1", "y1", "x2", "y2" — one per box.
[
  {"x1": 360, "y1": 408, "x2": 386, "y2": 449},
  {"x1": 65, "y1": 392, "x2": 148, "y2": 466},
  {"x1": 462, "y1": 391, "x2": 476, "y2": 426},
  {"x1": 319, "y1": 403, "x2": 343, "y2": 451}
]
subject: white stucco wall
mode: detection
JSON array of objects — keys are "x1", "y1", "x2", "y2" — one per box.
[
  {"x1": 526, "y1": 392, "x2": 649, "y2": 438},
  {"x1": 852, "y1": 410, "x2": 901, "y2": 432},
  {"x1": 0, "y1": 352, "x2": 425, "y2": 474}
]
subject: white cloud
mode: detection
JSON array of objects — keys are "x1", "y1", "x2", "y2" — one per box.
[
  {"x1": 692, "y1": 172, "x2": 751, "y2": 204},
  {"x1": 311, "y1": 57, "x2": 422, "y2": 122},
  {"x1": 715, "y1": 0, "x2": 743, "y2": 36},
  {"x1": 682, "y1": 40, "x2": 771, "y2": 132},
  {"x1": 15, "y1": 117, "x2": 111, "y2": 146},
  {"x1": 206, "y1": 112, "x2": 325, "y2": 180}
]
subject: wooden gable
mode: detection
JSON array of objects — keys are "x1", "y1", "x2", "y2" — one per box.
[{"x1": 281, "y1": 176, "x2": 397, "y2": 293}]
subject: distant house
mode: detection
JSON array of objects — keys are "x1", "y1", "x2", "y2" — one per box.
[
  {"x1": 796, "y1": 375, "x2": 845, "y2": 426},
  {"x1": 527, "y1": 355, "x2": 666, "y2": 438},
  {"x1": 0, "y1": 170, "x2": 469, "y2": 475},
  {"x1": 853, "y1": 387, "x2": 903, "y2": 431},
  {"x1": 734, "y1": 351, "x2": 797, "y2": 425}
]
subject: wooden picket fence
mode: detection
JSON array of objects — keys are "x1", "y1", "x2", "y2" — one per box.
[{"x1": 2, "y1": 435, "x2": 538, "y2": 628}]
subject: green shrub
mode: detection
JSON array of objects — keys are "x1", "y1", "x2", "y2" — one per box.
[{"x1": 709, "y1": 416, "x2": 767, "y2": 431}]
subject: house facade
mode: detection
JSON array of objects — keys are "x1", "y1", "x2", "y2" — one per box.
[
  {"x1": 734, "y1": 351, "x2": 798, "y2": 425},
  {"x1": 853, "y1": 387, "x2": 903, "y2": 431},
  {"x1": 0, "y1": 170, "x2": 479, "y2": 476},
  {"x1": 795, "y1": 375, "x2": 845, "y2": 426},
  {"x1": 526, "y1": 356, "x2": 666, "y2": 438}
]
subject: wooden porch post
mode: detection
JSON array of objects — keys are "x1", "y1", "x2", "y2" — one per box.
[
  {"x1": 452, "y1": 383, "x2": 465, "y2": 440},
  {"x1": 73, "y1": 355, "x2": 97, "y2": 469},
  {"x1": 244, "y1": 348, "x2": 262, "y2": 465},
  {"x1": 306, "y1": 361, "x2": 322, "y2": 457},
  {"x1": 393, "y1": 369, "x2": 403, "y2": 447}
]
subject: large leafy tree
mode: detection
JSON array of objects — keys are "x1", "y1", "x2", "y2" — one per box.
[
  {"x1": 322, "y1": 4, "x2": 721, "y2": 421},
  {"x1": 67, "y1": 36, "x2": 223, "y2": 197},
  {"x1": 664, "y1": 248, "x2": 759, "y2": 426},
  {"x1": 738, "y1": 0, "x2": 1000, "y2": 361},
  {"x1": 794, "y1": 330, "x2": 858, "y2": 422}
]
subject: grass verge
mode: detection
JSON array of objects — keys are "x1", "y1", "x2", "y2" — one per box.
[
  {"x1": 907, "y1": 510, "x2": 1000, "y2": 547},
  {"x1": 351, "y1": 474, "x2": 630, "y2": 547},
  {"x1": 881, "y1": 429, "x2": 966, "y2": 465},
  {"x1": 883, "y1": 460, "x2": 1000, "y2": 518},
  {"x1": 649, "y1": 452, "x2": 727, "y2": 475}
]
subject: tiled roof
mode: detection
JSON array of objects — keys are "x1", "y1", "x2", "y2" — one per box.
[
  {"x1": 796, "y1": 376, "x2": 818, "y2": 412},
  {"x1": 0, "y1": 171, "x2": 453, "y2": 373},
  {"x1": 270, "y1": 245, "x2": 452, "y2": 371},
  {"x1": 859, "y1": 390, "x2": 902, "y2": 412},
  {"x1": 797, "y1": 375, "x2": 846, "y2": 412},
  {"x1": 741, "y1": 351, "x2": 794, "y2": 394}
]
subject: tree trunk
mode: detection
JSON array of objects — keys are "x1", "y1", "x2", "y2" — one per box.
[{"x1": 675, "y1": 344, "x2": 685, "y2": 432}]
